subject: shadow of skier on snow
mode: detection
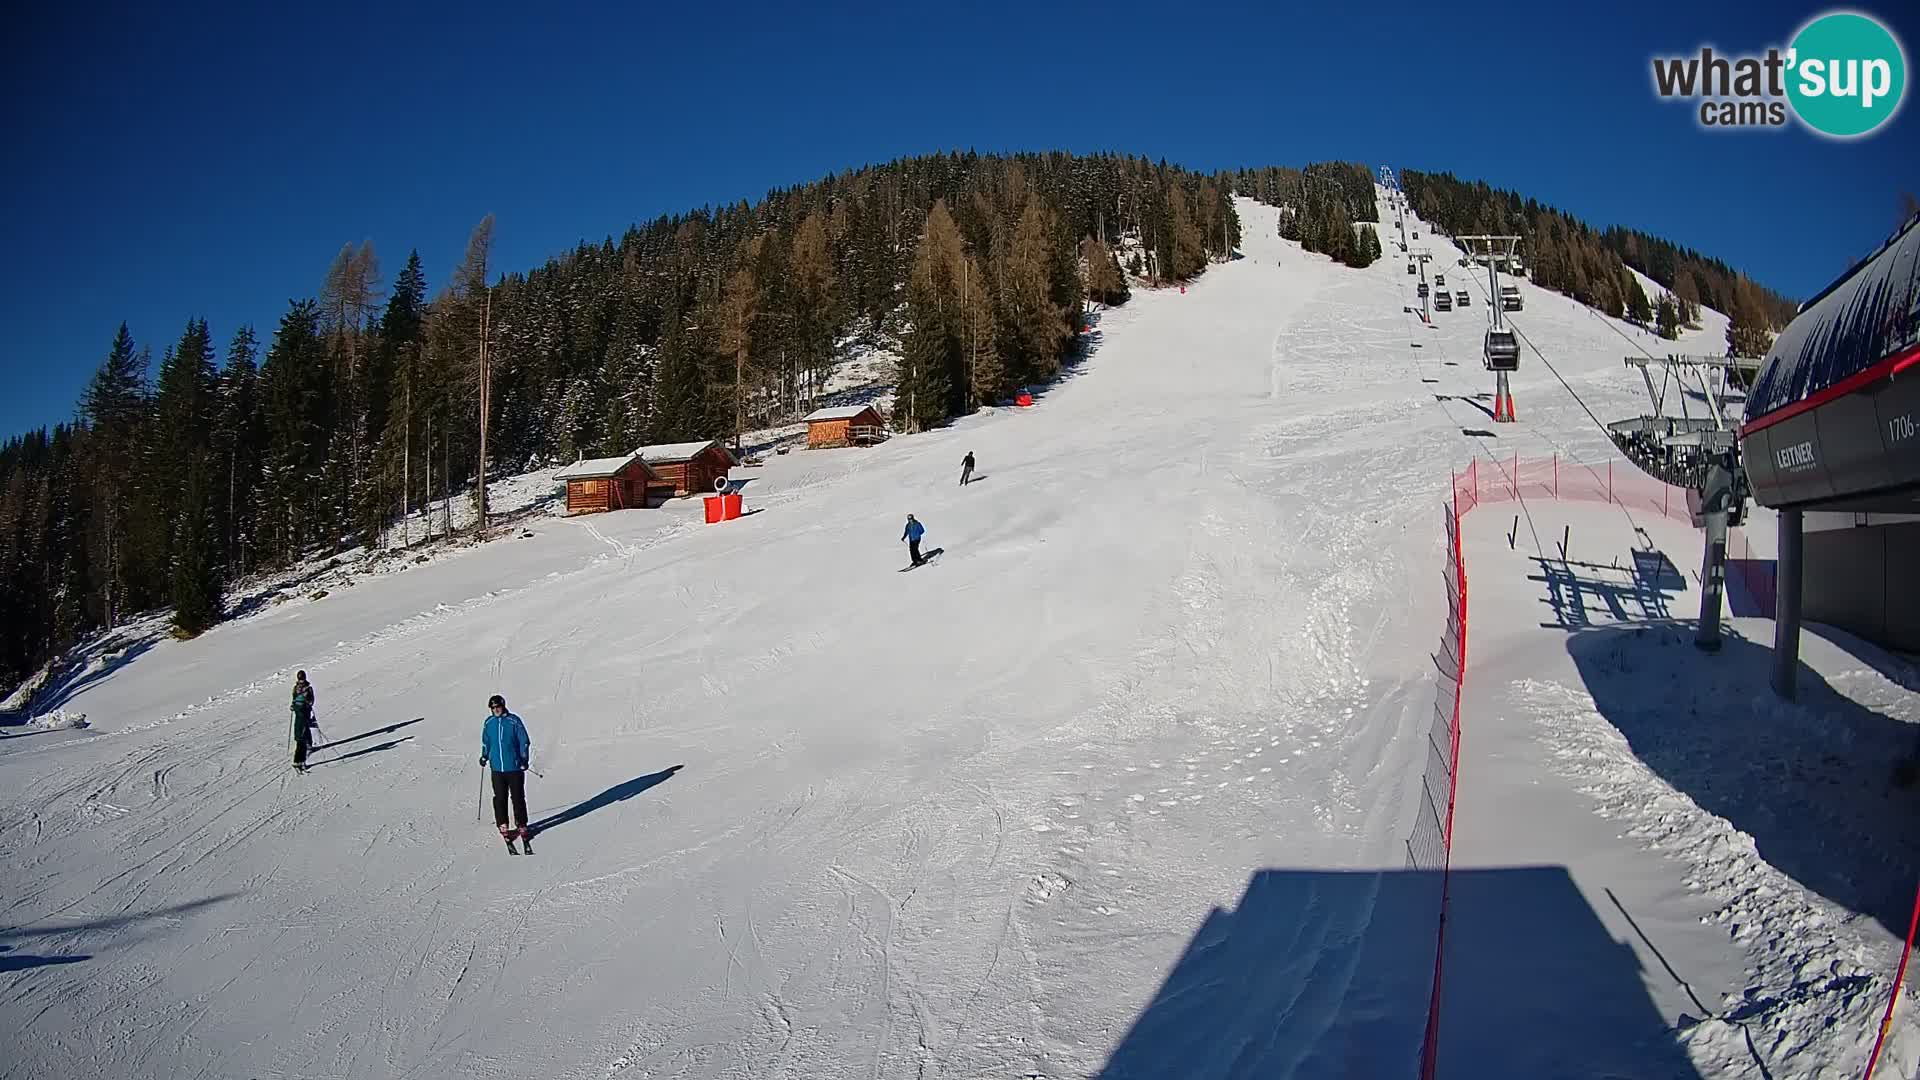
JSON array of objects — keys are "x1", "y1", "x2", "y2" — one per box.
[
  {"x1": 312, "y1": 717, "x2": 426, "y2": 753},
  {"x1": 308, "y1": 736, "x2": 414, "y2": 768},
  {"x1": 528, "y1": 765, "x2": 682, "y2": 836}
]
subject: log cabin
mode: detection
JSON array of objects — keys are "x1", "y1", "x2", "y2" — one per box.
[
  {"x1": 803, "y1": 405, "x2": 888, "y2": 449},
  {"x1": 553, "y1": 452, "x2": 660, "y2": 515},
  {"x1": 638, "y1": 440, "x2": 737, "y2": 497}
]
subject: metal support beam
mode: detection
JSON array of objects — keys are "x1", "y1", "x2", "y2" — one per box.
[
  {"x1": 1772, "y1": 508, "x2": 1804, "y2": 699},
  {"x1": 1694, "y1": 454, "x2": 1735, "y2": 651},
  {"x1": 1695, "y1": 507, "x2": 1727, "y2": 651}
]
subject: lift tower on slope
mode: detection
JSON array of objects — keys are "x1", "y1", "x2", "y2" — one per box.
[
  {"x1": 1411, "y1": 248, "x2": 1434, "y2": 321},
  {"x1": 1379, "y1": 165, "x2": 1408, "y2": 252},
  {"x1": 1606, "y1": 352, "x2": 1761, "y2": 652},
  {"x1": 1458, "y1": 234, "x2": 1522, "y2": 422}
]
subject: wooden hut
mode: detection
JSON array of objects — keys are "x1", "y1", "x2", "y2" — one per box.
[
  {"x1": 553, "y1": 452, "x2": 659, "y2": 515},
  {"x1": 804, "y1": 405, "x2": 888, "y2": 449},
  {"x1": 638, "y1": 440, "x2": 737, "y2": 497}
]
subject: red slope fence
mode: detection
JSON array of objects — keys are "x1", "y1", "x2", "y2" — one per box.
[
  {"x1": 1410, "y1": 499, "x2": 1467, "y2": 1079},
  {"x1": 1415, "y1": 453, "x2": 1703, "y2": 1078},
  {"x1": 1413, "y1": 454, "x2": 1920, "y2": 1078}
]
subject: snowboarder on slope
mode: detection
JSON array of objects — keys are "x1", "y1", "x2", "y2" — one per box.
[
  {"x1": 902, "y1": 513, "x2": 927, "y2": 567},
  {"x1": 481, "y1": 694, "x2": 533, "y2": 851},
  {"x1": 290, "y1": 671, "x2": 316, "y2": 772},
  {"x1": 959, "y1": 452, "x2": 975, "y2": 487}
]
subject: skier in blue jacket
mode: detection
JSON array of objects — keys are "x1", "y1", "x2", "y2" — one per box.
[
  {"x1": 901, "y1": 513, "x2": 927, "y2": 567},
  {"x1": 481, "y1": 695, "x2": 533, "y2": 848}
]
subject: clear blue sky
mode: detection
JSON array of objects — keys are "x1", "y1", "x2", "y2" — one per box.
[{"x1": 4, "y1": 0, "x2": 1915, "y2": 439}]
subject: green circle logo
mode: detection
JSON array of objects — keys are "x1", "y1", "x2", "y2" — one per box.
[{"x1": 1787, "y1": 12, "x2": 1907, "y2": 137}]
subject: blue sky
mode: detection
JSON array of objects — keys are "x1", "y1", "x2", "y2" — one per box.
[{"x1": 3, "y1": 0, "x2": 1915, "y2": 439}]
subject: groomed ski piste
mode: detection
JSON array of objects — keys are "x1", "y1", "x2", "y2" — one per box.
[{"x1": 3, "y1": 193, "x2": 1917, "y2": 1079}]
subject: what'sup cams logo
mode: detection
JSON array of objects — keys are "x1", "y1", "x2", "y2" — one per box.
[{"x1": 1651, "y1": 10, "x2": 1907, "y2": 137}]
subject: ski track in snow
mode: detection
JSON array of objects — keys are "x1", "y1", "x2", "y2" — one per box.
[{"x1": 2, "y1": 195, "x2": 1902, "y2": 1079}]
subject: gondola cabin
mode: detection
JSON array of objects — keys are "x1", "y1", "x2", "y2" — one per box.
[
  {"x1": 554, "y1": 452, "x2": 660, "y2": 515},
  {"x1": 638, "y1": 440, "x2": 737, "y2": 497},
  {"x1": 1484, "y1": 329, "x2": 1519, "y2": 371}
]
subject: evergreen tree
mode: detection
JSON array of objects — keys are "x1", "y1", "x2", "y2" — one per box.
[
  {"x1": 899, "y1": 201, "x2": 965, "y2": 430},
  {"x1": 1726, "y1": 279, "x2": 1776, "y2": 357},
  {"x1": 151, "y1": 319, "x2": 223, "y2": 634},
  {"x1": 1655, "y1": 295, "x2": 1681, "y2": 340},
  {"x1": 259, "y1": 301, "x2": 329, "y2": 566},
  {"x1": 1624, "y1": 272, "x2": 1653, "y2": 326},
  {"x1": 212, "y1": 326, "x2": 263, "y2": 575},
  {"x1": 787, "y1": 211, "x2": 841, "y2": 412},
  {"x1": 1082, "y1": 236, "x2": 1130, "y2": 305},
  {"x1": 79, "y1": 324, "x2": 149, "y2": 628}
]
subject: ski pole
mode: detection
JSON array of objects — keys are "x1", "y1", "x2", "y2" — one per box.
[{"x1": 477, "y1": 764, "x2": 486, "y2": 823}]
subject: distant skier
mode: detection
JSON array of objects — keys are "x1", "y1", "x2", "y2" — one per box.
[
  {"x1": 959, "y1": 452, "x2": 975, "y2": 487},
  {"x1": 481, "y1": 694, "x2": 534, "y2": 853},
  {"x1": 902, "y1": 513, "x2": 927, "y2": 567},
  {"x1": 290, "y1": 671, "x2": 316, "y2": 772}
]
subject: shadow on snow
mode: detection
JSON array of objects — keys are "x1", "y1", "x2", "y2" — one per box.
[
  {"x1": 0, "y1": 893, "x2": 238, "y2": 973},
  {"x1": 1565, "y1": 625, "x2": 1920, "y2": 943},
  {"x1": 528, "y1": 765, "x2": 682, "y2": 836},
  {"x1": 311, "y1": 717, "x2": 426, "y2": 754},
  {"x1": 1095, "y1": 866, "x2": 1701, "y2": 1079}
]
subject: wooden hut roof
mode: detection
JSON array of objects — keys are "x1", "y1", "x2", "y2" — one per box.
[
  {"x1": 803, "y1": 405, "x2": 879, "y2": 422},
  {"x1": 638, "y1": 440, "x2": 736, "y2": 464},
  {"x1": 554, "y1": 452, "x2": 658, "y2": 482}
]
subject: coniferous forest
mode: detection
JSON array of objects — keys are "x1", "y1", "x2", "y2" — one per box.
[
  {"x1": 1400, "y1": 169, "x2": 1797, "y2": 354},
  {"x1": 0, "y1": 152, "x2": 1243, "y2": 690},
  {"x1": 0, "y1": 151, "x2": 1803, "y2": 694}
]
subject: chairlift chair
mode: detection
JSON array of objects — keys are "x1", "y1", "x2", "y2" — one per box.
[{"x1": 1483, "y1": 329, "x2": 1519, "y2": 371}]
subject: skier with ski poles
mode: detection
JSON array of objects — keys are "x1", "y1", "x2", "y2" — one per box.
[
  {"x1": 290, "y1": 671, "x2": 316, "y2": 773},
  {"x1": 959, "y1": 451, "x2": 975, "y2": 487},
  {"x1": 480, "y1": 694, "x2": 534, "y2": 854}
]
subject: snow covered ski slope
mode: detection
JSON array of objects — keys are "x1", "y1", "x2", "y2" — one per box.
[{"x1": 0, "y1": 194, "x2": 1848, "y2": 1079}]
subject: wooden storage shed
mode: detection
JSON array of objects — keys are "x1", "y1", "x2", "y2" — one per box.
[
  {"x1": 554, "y1": 452, "x2": 660, "y2": 515},
  {"x1": 804, "y1": 405, "x2": 888, "y2": 449},
  {"x1": 638, "y1": 440, "x2": 737, "y2": 497}
]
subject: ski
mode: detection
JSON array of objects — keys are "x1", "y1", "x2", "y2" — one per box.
[
  {"x1": 520, "y1": 832, "x2": 535, "y2": 855},
  {"x1": 505, "y1": 836, "x2": 519, "y2": 855}
]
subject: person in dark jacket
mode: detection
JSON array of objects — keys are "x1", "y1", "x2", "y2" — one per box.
[
  {"x1": 901, "y1": 513, "x2": 927, "y2": 567},
  {"x1": 959, "y1": 451, "x2": 975, "y2": 487},
  {"x1": 291, "y1": 671, "x2": 316, "y2": 772},
  {"x1": 481, "y1": 695, "x2": 533, "y2": 843}
]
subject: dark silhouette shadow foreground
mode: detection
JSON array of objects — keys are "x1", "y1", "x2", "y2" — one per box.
[
  {"x1": 1567, "y1": 626, "x2": 1920, "y2": 943},
  {"x1": 528, "y1": 765, "x2": 681, "y2": 837},
  {"x1": 1097, "y1": 867, "x2": 1699, "y2": 1079},
  {"x1": 312, "y1": 717, "x2": 426, "y2": 753}
]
